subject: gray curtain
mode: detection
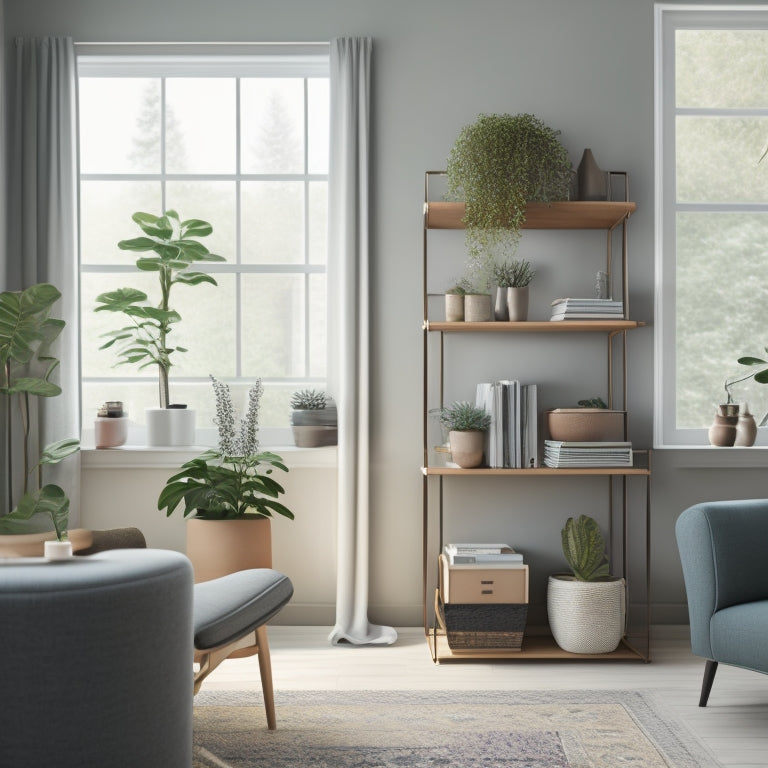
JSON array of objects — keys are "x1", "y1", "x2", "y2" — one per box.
[
  {"x1": 3, "y1": 37, "x2": 80, "y2": 523},
  {"x1": 327, "y1": 37, "x2": 396, "y2": 646}
]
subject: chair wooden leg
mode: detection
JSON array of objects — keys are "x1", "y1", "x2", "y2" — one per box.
[
  {"x1": 699, "y1": 659, "x2": 718, "y2": 707},
  {"x1": 256, "y1": 624, "x2": 277, "y2": 730}
]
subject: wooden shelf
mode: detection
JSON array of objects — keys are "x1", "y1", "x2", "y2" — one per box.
[
  {"x1": 425, "y1": 320, "x2": 645, "y2": 333},
  {"x1": 423, "y1": 465, "x2": 650, "y2": 477},
  {"x1": 426, "y1": 629, "x2": 648, "y2": 662},
  {"x1": 425, "y1": 200, "x2": 637, "y2": 230}
]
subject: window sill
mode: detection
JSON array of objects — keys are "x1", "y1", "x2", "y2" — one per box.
[
  {"x1": 654, "y1": 445, "x2": 768, "y2": 469},
  {"x1": 81, "y1": 444, "x2": 338, "y2": 470}
]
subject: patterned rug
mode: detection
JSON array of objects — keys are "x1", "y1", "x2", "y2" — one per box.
[{"x1": 193, "y1": 688, "x2": 722, "y2": 768}]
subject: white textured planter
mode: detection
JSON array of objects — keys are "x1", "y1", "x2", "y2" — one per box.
[
  {"x1": 44, "y1": 540, "x2": 73, "y2": 560},
  {"x1": 464, "y1": 294, "x2": 492, "y2": 322},
  {"x1": 449, "y1": 429, "x2": 485, "y2": 468},
  {"x1": 547, "y1": 574, "x2": 626, "y2": 654},
  {"x1": 445, "y1": 293, "x2": 465, "y2": 322},
  {"x1": 146, "y1": 407, "x2": 196, "y2": 447}
]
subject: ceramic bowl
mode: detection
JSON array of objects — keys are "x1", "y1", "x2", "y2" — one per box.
[{"x1": 546, "y1": 408, "x2": 625, "y2": 442}]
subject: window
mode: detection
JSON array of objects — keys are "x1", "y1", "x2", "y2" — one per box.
[
  {"x1": 77, "y1": 46, "x2": 330, "y2": 444},
  {"x1": 655, "y1": 5, "x2": 768, "y2": 446}
]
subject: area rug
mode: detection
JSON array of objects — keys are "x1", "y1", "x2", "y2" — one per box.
[{"x1": 193, "y1": 688, "x2": 722, "y2": 768}]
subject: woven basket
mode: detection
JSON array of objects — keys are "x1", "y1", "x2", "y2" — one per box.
[
  {"x1": 437, "y1": 593, "x2": 527, "y2": 651},
  {"x1": 546, "y1": 574, "x2": 626, "y2": 654}
]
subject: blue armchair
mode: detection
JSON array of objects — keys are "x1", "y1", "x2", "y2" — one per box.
[{"x1": 675, "y1": 499, "x2": 768, "y2": 706}]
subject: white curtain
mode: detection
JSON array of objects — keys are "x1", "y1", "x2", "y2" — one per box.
[
  {"x1": 327, "y1": 37, "x2": 396, "y2": 646},
  {"x1": 3, "y1": 37, "x2": 80, "y2": 523}
]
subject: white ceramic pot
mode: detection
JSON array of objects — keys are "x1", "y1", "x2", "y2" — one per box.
[
  {"x1": 445, "y1": 293, "x2": 465, "y2": 322},
  {"x1": 547, "y1": 574, "x2": 626, "y2": 654},
  {"x1": 146, "y1": 407, "x2": 196, "y2": 447},
  {"x1": 507, "y1": 286, "x2": 529, "y2": 321},
  {"x1": 449, "y1": 429, "x2": 485, "y2": 468},
  {"x1": 464, "y1": 294, "x2": 492, "y2": 322},
  {"x1": 44, "y1": 540, "x2": 73, "y2": 560}
]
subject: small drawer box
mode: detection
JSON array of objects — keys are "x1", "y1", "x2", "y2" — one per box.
[{"x1": 439, "y1": 554, "x2": 529, "y2": 604}]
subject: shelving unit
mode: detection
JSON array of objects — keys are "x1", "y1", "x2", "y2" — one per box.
[{"x1": 421, "y1": 171, "x2": 650, "y2": 664}]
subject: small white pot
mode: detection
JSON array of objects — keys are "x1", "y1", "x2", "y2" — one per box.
[
  {"x1": 464, "y1": 294, "x2": 492, "y2": 322},
  {"x1": 44, "y1": 540, "x2": 73, "y2": 560},
  {"x1": 94, "y1": 416, "x2": 128, "y2": 449},
  {"x1": 507, "y1": 286, "x2": 529, "y2": 321},
  {"x1": 146, "y1": 408, "x2": 196, "y2": 447},
  {"x1": 449, "y1": 429, "x2": 485, "y2": 468}
]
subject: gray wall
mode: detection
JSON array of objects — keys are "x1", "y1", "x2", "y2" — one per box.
[{"x1": 7, "y1": 0, "x2": 768, "y2": 626}]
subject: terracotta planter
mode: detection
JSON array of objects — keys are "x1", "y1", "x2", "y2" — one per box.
[
  {"x1": 547, "y1": 408, "x2": 625, "y2": 442},
  {"x1": 449, "y1": 429, "x2": 485, "y2": 468},
  {"x1": 186, "y1": 517, "x2": 272, "y2": 583}
]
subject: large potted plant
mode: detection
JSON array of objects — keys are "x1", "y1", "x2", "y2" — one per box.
[
  {"x1": 446, "y1": 113, "x2": 571, "y2": 292},
  {"x1": 0, "y1": 283, "x2": 81, "y2": 554},
  {"x1": 159, "y1": 375, "x2": 293, "y2": 583},
  {"x1": 547, "y1": 514, "x2": 626, "y2": 654},
  {"x1": 95, "y1": 209, "x2": 224, "y2": 446},
  {"x1": 439, "y1": 401, "x2": 491, "y2": 468}
]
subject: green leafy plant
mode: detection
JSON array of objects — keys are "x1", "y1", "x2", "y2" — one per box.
[
  {"x1": 0, "y1": 283, "x2": 80, "y2": 539},
  {"x1": 158, "y1": 376, "x2": 293, "y2": 521},
  {"x1": 561, "y1": 514, "x2": 610, "y2": 581},
  {"x1": 494, "y1": 258, "x2": 536, "y2": 288},
  {"x1": 439, "y1": 401, "x2": 492, "y2": 432},
  {"x1": 95, "y1": 210, "x2": 225, "y2": 409},
  {"x1": 446, "y1": 113, "x2": 571, "y2": 286},
  {"x1": 577, "y1": 397, "x2": 608, "y2": 409},
  {"x1": 290, "y1": 389, "x2": 329, "y2": 410}
]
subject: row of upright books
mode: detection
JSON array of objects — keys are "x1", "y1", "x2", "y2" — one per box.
[
  {"x1": 550, "y1": 297, "x2": 624, "y2": 321},
  {"x1": 475, "y1": 381, "x2": 538, "y2": 468},
  {"x1": 543, "y1": 440, "x2": 633, "y2": 468}
]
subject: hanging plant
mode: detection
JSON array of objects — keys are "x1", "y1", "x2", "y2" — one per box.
[{"x1": 446, "y1": 113, "x2": 571, "y2": 289}]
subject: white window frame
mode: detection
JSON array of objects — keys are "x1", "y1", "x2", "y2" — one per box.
[
  {"x1": 654, "y1": 4, "x2": 768, "y2": 447},
  {"x1": 76, "y1": 43, "x2": 330, "y2": 447}
]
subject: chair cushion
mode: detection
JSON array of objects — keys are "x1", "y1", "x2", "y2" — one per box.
[
  {"x1": 710, "y1": 599, "x2": 768, "y2": 674},
  {"x1": 193, "y1": 569, "x2": 293, "y2": 650}
]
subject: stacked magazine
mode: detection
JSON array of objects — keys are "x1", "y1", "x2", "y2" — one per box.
[
  {"x1": 475, "y1": 380, "x2": 538, "y2": 468},
  {"x1": 550, "y1": 298, "x2": 624, "y2": 321},
  {"x1": 544, "y1": 440, "x2": 633, "y2": 467}
]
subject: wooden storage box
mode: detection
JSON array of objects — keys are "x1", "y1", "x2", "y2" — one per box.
[{"x1": 438, "y1": 555, "x2": 529, "y2": 651}]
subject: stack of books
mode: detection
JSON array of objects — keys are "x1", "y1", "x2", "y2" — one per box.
[
  {"x1": 443, "y1": 542, "x2": 524, "y2": 565},
  {"x1": 475, "y1": 380, "x2": 538, "y2": 468},
  {"x1": 550, "y1": 298, "x2": 624, "y2": 321},
  {"x1": 543, "y1": 440, "x2": 633, "y2": 468}
]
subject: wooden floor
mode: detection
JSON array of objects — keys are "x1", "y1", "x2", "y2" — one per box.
[{"x1": 204, "y1": 625, "x2": 768, "y2": 768}]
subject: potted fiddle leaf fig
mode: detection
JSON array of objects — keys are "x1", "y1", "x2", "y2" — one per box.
[
  {"x1": 95, "y1": 209, "x2": 225, "y2": 446},
  {"x1": 447, "y1": 113, "x2": 571, "y2": 296},
  {"x1": 547, "y1": 514, "x2": 626, "y2": 654},
  {"x1": 0, "y1": 283, "x2": 80, "y2": 548},
  {"x1": 159, "y1": 375, "x2": 293, "y2": 582},
  {"x1": 439, "y1": 401, "x2": 491, "y2": 468}
]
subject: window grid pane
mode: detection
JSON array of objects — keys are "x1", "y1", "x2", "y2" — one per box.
[{"x1": 79, "y1": 61, "x2": 328, "y2": 433}]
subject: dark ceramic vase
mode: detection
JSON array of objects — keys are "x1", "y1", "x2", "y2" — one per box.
[{"x1": 577, "y1": 148, "x2": 607, "y2": 201}]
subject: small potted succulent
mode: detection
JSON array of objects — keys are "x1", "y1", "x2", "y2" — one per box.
[
  {"x1": 445, "y1": 281, "x2": 469, "y2": 322},
  {"x1": 95, "y1": 209, "x2": 224, "y2": 446},
  {"x1": 439, "y1": 401, "x2": 491, "y2": 468},
  {"x1": 547, "y1": 514, "x2": 626, "y2": 654},
  {"x1": 493, "y1": 258, "x2": 536, "y2": 321},
  {"x1": 290, "y1": 388, "x2": 338, "y2": 447}
]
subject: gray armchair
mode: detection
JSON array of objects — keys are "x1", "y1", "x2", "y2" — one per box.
[{"x1": 675, "y1": 499, "x2": 768, "y2": 706}]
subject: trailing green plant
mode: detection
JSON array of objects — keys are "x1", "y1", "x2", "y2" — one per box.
[
  {"x1": 446, "y1": 112, "x2": 572, "y2": 278},
  {"x1": 439, "y1": 401, "x2": 491, "y2": 432},
  {"x1": 577, "y1": 397, "x2": 608, "y2": 409},
  {"x1": 95, "y1": 210, "x2": 225, "y2": 409},
  {"x1": 561, "y1": 514, "x2": 610, "y2": 581},
  {"x1": 158, "y1": 376, "x2": 293, "y2": 521},
  {"x1": 0, "y1": 283, "x2": 80, "y2": 539},
  {"x1": 290, "y1": 388, "x2": 329, "y2": 410}
]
